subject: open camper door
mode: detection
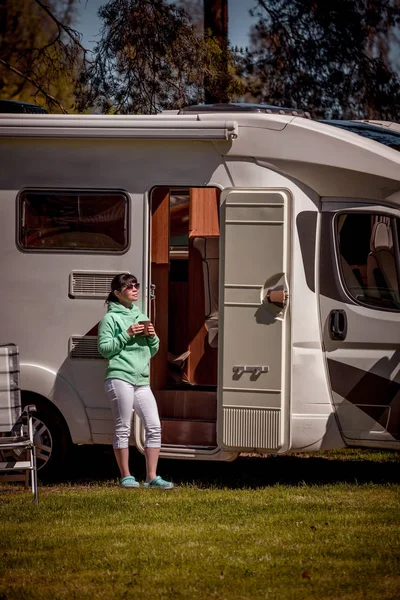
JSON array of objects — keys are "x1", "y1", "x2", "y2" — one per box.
[{"x1": 217, "y1": 189, "x2": 291, "y2": 452}]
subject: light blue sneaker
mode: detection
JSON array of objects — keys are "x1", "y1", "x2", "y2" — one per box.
[
  {"x1": 120, "y1": 475, "x2": 140, "y2": 488},
  {"x1": 143, "y1": 475, "x2": 174, "y2": 489}
]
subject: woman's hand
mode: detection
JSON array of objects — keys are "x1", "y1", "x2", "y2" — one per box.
[
  {"x1": 127, "y1": 323, "x2": 144, "y2": 337},
  {"x1": 147, "y1": 323, "x2": 156, "y2": 337}
]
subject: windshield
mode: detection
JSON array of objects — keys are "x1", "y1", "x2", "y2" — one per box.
[{"x1": 318, "y1": 120, "x2": 400, "y2": 152}]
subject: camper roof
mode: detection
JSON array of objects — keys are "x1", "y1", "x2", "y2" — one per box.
[
  {"x1": 1, "y1": 106, "x2": 400, "y2": 191},
  {"x1": 178, "y1": 103, "x2": 311, "y2": 119}
]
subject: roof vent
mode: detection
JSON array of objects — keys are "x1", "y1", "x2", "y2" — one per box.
[{"x1": 178, "y1": 103, "x2": 311, "y2": 119}]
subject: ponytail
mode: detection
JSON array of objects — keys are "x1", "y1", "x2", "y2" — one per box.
[{"x1": 105, "y1": 291, "x2": 119, "y2": 305}]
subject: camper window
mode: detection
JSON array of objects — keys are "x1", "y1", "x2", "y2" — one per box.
[
  {"x1": 18, "y1": 190, "x2": 128, "y2": 252},
  {"x1": 337, "y1": 213, "x2": 400, "y2": 310}
]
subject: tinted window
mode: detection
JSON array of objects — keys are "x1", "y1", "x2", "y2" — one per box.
[
  {"x1": 320, "y1": 120, "x2": 400, "y2": 152},
  {"x1": 19, "y1": 190, "x2": 128, "y2": 252},
  {"x1": 337, "y1": 214, "x2": 400, "y2": 310}
]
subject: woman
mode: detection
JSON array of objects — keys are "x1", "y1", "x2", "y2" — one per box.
[{"x1": 98, "y1": 273, "x2": 173, "y2": 489}]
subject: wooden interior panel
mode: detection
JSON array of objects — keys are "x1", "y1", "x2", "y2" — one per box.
[
  {"x1": 151, "y1": 187, "x2": 170, "y2": 264},
  {"x1": 150, "y1": 187, "x2": 170, "y2": 390},
  {"x1": 189, "y1": 188, "x2": 220, "y2": 238},
  {"x1": 161, "y1": 419, "x2": 216, "y2": 446},
  {"x1": 155, "y1": 389, "x2": 217, "y2": 420}
]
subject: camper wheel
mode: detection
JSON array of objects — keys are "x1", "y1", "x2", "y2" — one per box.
[{"x1": 22, "y1": 393, "x2": 72, "y2": 478}]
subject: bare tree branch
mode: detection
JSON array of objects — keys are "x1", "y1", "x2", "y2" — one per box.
[
  {"x1": 0, "y1": 0, "x2": 90, "y2": 112},
  {"x1": 33, "y1": 0, "x2": 88, "y2": 55},
  {"x1": 0, "y1": 58, "x2": 68, "y2": 113}
]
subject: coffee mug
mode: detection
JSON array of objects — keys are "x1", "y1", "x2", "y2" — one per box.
[{"x1": 139, "y1": 321, "x2": 150, "y2": 335}]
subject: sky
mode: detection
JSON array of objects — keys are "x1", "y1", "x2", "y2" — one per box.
[{"x1": 75, "y1": 0, "x2": 257, "y2": 52}]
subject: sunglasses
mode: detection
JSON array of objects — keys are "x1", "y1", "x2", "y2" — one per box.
[{"x1": 124, "y1": 282, "x2": 140, "y2": 291}]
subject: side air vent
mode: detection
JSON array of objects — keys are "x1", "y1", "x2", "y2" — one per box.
[
  {"x1": 69, "y1": 272, "x2": 118, "y2": 299},
  {"x1": 70, "y1": 336, "x2": 103, "y2": 359},
  {"x1": 222, "y1": 407, "x2": 281, "y2": 449}
]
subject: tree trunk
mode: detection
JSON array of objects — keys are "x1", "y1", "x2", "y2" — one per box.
[{"x1": 204, "y1": 0, "x2": 229, "y2": 104}]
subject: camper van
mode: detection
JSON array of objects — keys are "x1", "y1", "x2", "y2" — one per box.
[{"x1": 1, "y1": 103, "x2": 400, "y2": 473}]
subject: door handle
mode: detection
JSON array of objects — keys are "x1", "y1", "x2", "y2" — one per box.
[
  {"x1": 329, "y1": 309, "x2": 347, "y2": 341},
  {"x1": 266, "y1": 289, "x2": 288, "y2": 309}
]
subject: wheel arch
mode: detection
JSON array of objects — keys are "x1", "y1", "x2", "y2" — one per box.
[
  {"x1": 21, "y1": 390, "x2": 72, "y2": 442},
  {"x1": 20, "y1": 363, "x2": 92, "y2": 444}
]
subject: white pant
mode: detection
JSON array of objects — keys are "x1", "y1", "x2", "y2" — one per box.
[{"x1": 105, "y1": 379, "x2": 161, "y2": 449}]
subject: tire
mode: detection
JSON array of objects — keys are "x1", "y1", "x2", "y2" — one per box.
[{"x1": 22, "y1": 393, "x2": 72, "y2": 480}]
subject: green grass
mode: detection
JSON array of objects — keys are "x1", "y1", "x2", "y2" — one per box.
[{"x1": 0, "y1": 449, "x2": 399, "y2": 600}]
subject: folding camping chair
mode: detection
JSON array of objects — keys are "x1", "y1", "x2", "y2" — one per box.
[{"x1": 0, "y1": 344, "x2": 38, "y2": 503}]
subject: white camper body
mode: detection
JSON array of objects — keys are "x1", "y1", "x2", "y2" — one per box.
[{"x1": 1, "y1": 108, "x2": 400, "y2": 470}]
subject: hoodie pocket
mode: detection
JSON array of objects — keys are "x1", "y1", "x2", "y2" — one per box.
[{"x1": 141, "y1": 363, "x2": 150, "y2": 377}]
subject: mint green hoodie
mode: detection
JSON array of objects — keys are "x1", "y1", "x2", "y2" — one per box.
[{"x1": 98, "y1": 301, "x2": 159, "y2": 386}]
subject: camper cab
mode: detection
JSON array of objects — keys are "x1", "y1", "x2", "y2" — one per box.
[{"x1": 1, "y1": 104, "x2": 400, "y2": 472}]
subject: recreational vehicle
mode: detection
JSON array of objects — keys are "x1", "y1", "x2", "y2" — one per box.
[{"x1": 1, "y1": 103, "x2": 400, "y2": 474}]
